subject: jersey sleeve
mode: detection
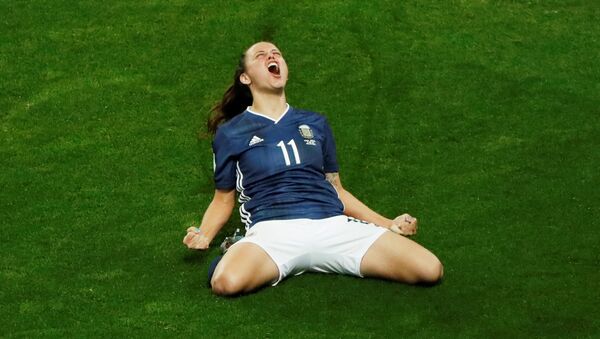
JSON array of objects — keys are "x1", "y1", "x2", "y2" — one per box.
[
  {"x1": 212, "y1": 128, "x2": 237, "y2": 190},
  {"x1": 322, "y1": 117, "x2": 339, "y2": 173}
]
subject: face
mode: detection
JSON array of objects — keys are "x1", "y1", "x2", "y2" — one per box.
[{"x1": 240, "y1": 42, "x2": 288, "y2": 92}]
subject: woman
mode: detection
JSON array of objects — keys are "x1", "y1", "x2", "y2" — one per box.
[{"x1": 183, "y1": 41, "x2": 443, "y2": 296}]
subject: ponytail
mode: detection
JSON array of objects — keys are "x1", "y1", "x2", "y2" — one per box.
[{"x1": 207, "y1": 54, "x2": 253, "y2": 134}]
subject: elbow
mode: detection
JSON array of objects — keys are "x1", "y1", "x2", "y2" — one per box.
[
  {"x1": 336, "y1": 188, "x2": 349, "y2": 212},
  {"x1": 335, "y1": 186, "x2": 348, "y2": 200}
]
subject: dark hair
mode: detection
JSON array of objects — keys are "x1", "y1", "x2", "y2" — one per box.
[{"x1": 207, "y1": 54, "x2": 253, "y2": 134}]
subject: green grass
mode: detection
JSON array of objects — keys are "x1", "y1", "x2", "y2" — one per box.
[{"x1": 1, "y1": 0, "x2": 599, "y2": 337}]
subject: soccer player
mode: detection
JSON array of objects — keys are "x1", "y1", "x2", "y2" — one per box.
[{"x1": 183, "y1": 41, "x2": 443, "y2": 296}]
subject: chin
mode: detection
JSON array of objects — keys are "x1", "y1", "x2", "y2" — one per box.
[{"x1": 270, "y1": 80, "x2": 287, "y2": 89}]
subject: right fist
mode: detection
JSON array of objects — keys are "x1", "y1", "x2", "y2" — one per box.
[{"x1": 183, "y1": 227, "x2": 210, "y2": 250}]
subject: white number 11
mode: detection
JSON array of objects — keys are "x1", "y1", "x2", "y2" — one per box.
[{"x1": 277, "y1": 139, "x2": 301, "y2": 166}]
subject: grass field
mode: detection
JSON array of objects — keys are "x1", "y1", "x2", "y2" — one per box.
[{"x1": 1, "y1": 0, "x2": 599, "y2": 337}]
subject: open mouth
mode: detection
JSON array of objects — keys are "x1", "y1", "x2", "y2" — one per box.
[{"x1": 268, "y1": 62, "x2": 280, "y2": 76}]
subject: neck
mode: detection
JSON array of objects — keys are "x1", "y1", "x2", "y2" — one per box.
[{"x1": 250, "y1": 91, "x2": 287, "y2": 120}]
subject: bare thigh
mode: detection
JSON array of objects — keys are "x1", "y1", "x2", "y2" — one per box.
[
  {"x1": 360, "y1": 232, "x2": 443, "y2": 285},
  {"x1": 210, "y1": 242, "x2": 279, "y2": 296}
]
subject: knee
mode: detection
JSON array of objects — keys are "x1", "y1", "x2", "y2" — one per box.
[
  {"x1": 418, "y1": 258, "x2": 444, "y2": 285},
  {"x1": 211, "y1": 271, "x2": 244, "y2": 296}
]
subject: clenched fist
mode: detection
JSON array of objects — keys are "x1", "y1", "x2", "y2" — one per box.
[
  {"x1": 390, "y1": 213, "x2": 418, "y2": 236},
  {"x1": 183, "y1": 227, "x2": 211, "y2": 250}
]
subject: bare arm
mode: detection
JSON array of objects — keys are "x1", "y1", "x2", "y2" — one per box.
[
  {"x1": 326, "y1": 172, "x2": 417, "y2": 235},
  {"x1": 183, "y1": 189, "x2": 236, "y2": 249},
  {"x1": 326, "y1": 172, "x2": 393, "y2": 227}
]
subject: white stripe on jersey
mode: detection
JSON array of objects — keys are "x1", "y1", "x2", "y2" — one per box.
[
  {"x1": 212, "y1": 153, "x2": 216, "y2": 173},
  {"x1": 236, "y1": 162, "x2": 251, "y2": 203},
  {"x1": 235, "y1": 161, "x2": 251, "y2": 228},
  {"x1": 240, "y1": 204, "x2": 252, "y2": 228}
]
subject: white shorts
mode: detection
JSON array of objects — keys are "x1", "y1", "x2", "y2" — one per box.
[{"x1": 233, "y1": 215, "x2": 388, "y2": 285}]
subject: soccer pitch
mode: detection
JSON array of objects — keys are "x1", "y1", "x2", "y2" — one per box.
[{"x1": 1, "y1": 1, "x2": 598, "y2": 337}]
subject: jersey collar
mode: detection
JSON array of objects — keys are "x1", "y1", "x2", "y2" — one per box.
[{"x1": 246, "y1": 103, "x2": 290, "y2": 124}]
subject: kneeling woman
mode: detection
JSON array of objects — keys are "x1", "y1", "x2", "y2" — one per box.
[{"x1": 183, "y1": 41, "x2": 443, "y2": 295}]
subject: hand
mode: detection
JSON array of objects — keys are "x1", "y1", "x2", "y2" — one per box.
[
  {"x1": 183, "y1": 226, "x2": 210, "y2": 250},
  {"x1": 390, "y1": 213, "x2": 418, "y2": 236}
]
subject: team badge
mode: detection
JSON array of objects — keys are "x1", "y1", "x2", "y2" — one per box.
[
  {"x1": 298, "y1": 124, "x2": 316, "y2": 145},
  {"x1": 298, "y1": 124, "x2": 313, "y2": 139}
]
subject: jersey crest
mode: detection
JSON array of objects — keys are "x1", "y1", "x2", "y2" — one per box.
[{"x1": 298, "y1": 124, "x2": 316, "y2": 145}]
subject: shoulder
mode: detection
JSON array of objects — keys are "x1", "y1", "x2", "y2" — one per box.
[
  {"x1": 216, "y1": 111, "x2": 249, "y2": 134},
  {"x1": 213, "y1": 111, "x2": 254, "y2": 150},
  {"x1": 292, "y1": 107, "x2": 324, "y2": 119},
  {"x1": 215, "y1": 110, "x2": 261, "y2": 139},
  {"x1": 291, "y1": 107, "x2": 330, "y2": 125}
]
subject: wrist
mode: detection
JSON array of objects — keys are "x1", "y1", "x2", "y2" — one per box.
[
  {"x1": 382, "y1": 217, "x2": 394, "y2": 229},
  {"x1": 202, "y1": 229, "x2": 217, "y2": 244}
]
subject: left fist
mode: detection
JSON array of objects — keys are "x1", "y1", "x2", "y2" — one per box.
[{"x1": 390, "y1": 213, "x2": 418, "y2": 236}]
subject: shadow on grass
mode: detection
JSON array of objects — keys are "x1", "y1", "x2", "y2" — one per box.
[{"x1": 181, "y1": 250, "x2": 211, "y2": 264}]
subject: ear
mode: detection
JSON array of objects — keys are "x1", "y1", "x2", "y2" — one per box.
[{"x1": 239, "y1": 73, "x2": 251, "y2": 85}]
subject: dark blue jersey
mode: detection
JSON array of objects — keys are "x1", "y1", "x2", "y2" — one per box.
[{"x1": 212, "y1": 104, "x2": 344, "y2": 228}]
